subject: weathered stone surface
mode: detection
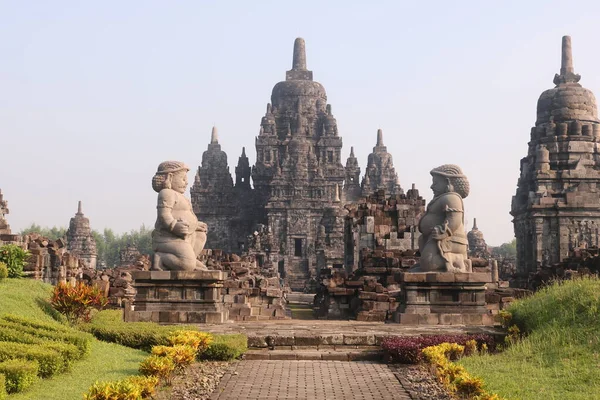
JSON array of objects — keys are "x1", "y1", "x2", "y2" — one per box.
[
  {"x1": 512, "y1": 36, "x2": 600, "y2": 284},
  {"x1": 410, "y1": 165, "x2": 471, "y2": 273},
  {"x1": 151, "y1": 161, "x2": 208, "y2": 271},
  {"x1": 66, "y1": 201, "x2": 97, "y2": 269},
  {"x1": 125, "y1": 272, "x2": 228, "y2": 324}
]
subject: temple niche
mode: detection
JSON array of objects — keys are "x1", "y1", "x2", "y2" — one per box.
[
  {"x1": 191, "y1": 38, "x2": 402, "y2": 291},
  {"x1": 511, "y1": 36, "x2": 600, "y2": 276},
  {"x1": 66, "y1": 201, "x2": 97, "y2": 270}
]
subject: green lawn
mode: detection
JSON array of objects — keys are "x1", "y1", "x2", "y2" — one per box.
[
  {"x1": 0, "y1": 278, "x2": 147, "y2": 399},
  {"x1": 9, "y1": 340, "x2": 146, "y2": 400},
  {"x1": 460, "y1": 277, "x2": 600, "y2": 400}
]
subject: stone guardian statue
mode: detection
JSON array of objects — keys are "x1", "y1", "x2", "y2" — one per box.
[
  {"x1": 410, "y1": 164, "x2": 471, "y2": 273},
  {"x1": 151, "y1": 161, "x2": 208, "y2": 271}
]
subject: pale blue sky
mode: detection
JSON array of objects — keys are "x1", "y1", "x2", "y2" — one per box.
[{"x1": 2, "y1": 0, "x2": 600, "y2": 245}]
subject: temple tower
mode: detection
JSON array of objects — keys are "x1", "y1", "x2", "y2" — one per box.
[
  {"x1": 66, "y1": 201, "x2": 97, "y2": 269},
  {"x1": 343, "y1": 147, "x2": 362, "y2": 202},
  {"x1": 511, "y1": 36, "x2": 600, "y2": 275},
  {"x1": 252, "y1": 38, "x2": 346, "y2": 290},
  {"x1": 191, "y1": 127, "x2": 241, "y2": 251},
  {"x1": 467, "y1": 218, "x2": 490, "y2": 259},
  {"x1": 361, "y1": 129, "x2": 402, "y2": 196}
]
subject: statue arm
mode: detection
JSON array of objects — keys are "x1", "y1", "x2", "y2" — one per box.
[
  {"x1": 157, "y1": 190, "x2": 188, "y2": 236},
  {"x1": 431, "y1": 194, "x2": 464, "y2": 239}
]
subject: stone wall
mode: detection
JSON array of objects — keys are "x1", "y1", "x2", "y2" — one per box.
[{"x1": 199, "y1": 250, "x2": 289, "y2": 321}]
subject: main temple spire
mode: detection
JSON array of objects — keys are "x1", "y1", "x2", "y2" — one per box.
[
  {"x1": 376, "y1": 129, "x2": 384, "y2": 146},
  {"x1": 286, "y1": 38, "x2": 313, "y2": 81},
  {"x1": 292, "y1": 37, "x2": 307, "y2": 70},
  {"x1": 554, "y1": 35, "x2": 580, "y2": 85},
  {"x1": 211, "y1": 126, "x2": 219, "y2": 144}
]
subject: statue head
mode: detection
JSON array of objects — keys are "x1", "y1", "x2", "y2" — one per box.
[
  {"x1": 152, "y1": 161, "x2": 190, "y2": 194},
  {"x1": 430, "y1": 164, "x2": 470, "y2": 199}
]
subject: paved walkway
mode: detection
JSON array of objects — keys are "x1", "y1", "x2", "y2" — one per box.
[{"x1": 210, "y1": 360, "x2": 411, "y2": 400}]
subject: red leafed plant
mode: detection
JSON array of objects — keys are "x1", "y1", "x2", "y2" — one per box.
[{"x1": 51, "y1": 282, "x2": 108, "y2": 324}]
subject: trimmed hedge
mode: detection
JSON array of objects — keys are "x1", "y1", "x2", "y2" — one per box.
[
  {"x1": 0, "y1": 314, "x2": 70, "y2": 333},
  {"x1": 201, "y1": 334, "x2": 248, "y2": 361},
  {"x1": 0, "y1": 359, "x2": 39, "y2": 394},
  {"x1": 0, "y1": 341, "x2": 64, "y2": 378},
  {"x1": 381, "y1": 334, "x2": 496, "y2": 364},
  {"x1": 0, "y1": 320, "x2": 91, "y2": 355},
  {"x1": 0, "y1": 373, "x2": 6, "y2": 399}
]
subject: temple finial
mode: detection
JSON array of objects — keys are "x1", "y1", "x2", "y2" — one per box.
[
  {"x1": 77, "y1": 201, "x2": 82, "y2": 215},
  {"x1": 377, "y1": 129, "x2": 384, "y2": 146},
  {"x1": 350, "y1": 146, "x2": 355, "y2": 157},
  {"x1": 554, "y1": 35, "x2": 581, "y2": 85},
  {"x1": 241, "y1": 147, "x2": 246, "y2": 157},
  {"x1": 560, "y1": 36, "x2": 574, "y2": 75},
  {"x1": 473, "y1": 217, "x2": 478, "y2": 230},
  {"x1": 292, "y1": 38, "x2": 307, "y2": 70},
  {"x1": 211, "y1": 126, "x2": 218, "y2": 144}
]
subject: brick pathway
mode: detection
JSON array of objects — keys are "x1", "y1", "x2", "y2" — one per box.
[{"x1": 210, "y1": 360, "x2": 411, "y2": 400}]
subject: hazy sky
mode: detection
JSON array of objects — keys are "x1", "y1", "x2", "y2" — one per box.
[{"x1": 2, "y1": 0, "x2": 600, "y2": 246}]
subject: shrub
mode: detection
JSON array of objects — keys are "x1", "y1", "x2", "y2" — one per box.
[
  {"x1": 0, "y1": 359, "x2": 39, "y2": 394},
  {"x1": 201, "y1": 334, "x2": 248, "y2": 361},
  {"x1": 151, "y1": 345, "x2": 197, "y2": 370},
  {"x1": 381, "y1": 334, "x2": 495, "y2": 364},
  {"x1": 0, "y1": 320, "x2": 91, "y2": 355},
  {"x1": 127, "y1": 376, "x2": 159, "y2": 398},
  {"x1": 139, "y1": 355, "x2": 175, "y2": 383},
  {"x1": 0, "y1": 373, "x2": 6, "y2": 400},
  {"x1": 51, "y1": 282, "x2": 108, "y2": 324},
  {"x1": 0, "y1": 314, "x2": 70, "y2": 333},
  {"x1": 0, "y1": 245, "x2": 29, "y2": 278},
  {"x1": 82, "y1": 310, "x2": 198, "y2": 351},
  {"x1": 0, "y1": 341, "x2": 63, "y2": 378},
  {"x1": 0, "y1": 323, "x2": 89, "y2": 358},
  {"x1": 422, "y1": 343, "x2": 500, "y2": 399},
  {"x1": 0, "y1": 262, "x2": 8, "y2": 281},
  {"x1": 84, "y1": 375, "x2": 159, "y2": 400},
  {"x1": 168, "y1": 330, "x2": 213, "y2": 353}
]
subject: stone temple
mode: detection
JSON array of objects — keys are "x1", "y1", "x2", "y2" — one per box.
[
  {"x1": 66, "y1": 201, "x2": 98, "y2": 270},
  {"x1": 512, "y1": 36, "x2": 600, "y2": 275},
  {"x1": 191, "y1": 38, "x2": 402, "y2": 291}
]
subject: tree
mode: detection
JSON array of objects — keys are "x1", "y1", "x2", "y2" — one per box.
[
  {"x1": 0, "y1": 244, "x2": 30, "y2": 278},
  {"x1": 492, "y1": 238, "x2": 517, "y2": 259},
  {"x1": 20, "y1": 224, "x2": 66, "y2": 240},
  {"x1": 18, "y1": 224, "x2": 153, "y2": 269}
]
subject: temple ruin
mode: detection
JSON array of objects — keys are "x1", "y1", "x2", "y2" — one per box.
[
  {"x1": 512, "y1": 36, "x2": 600, "y2": 276},
  {"x1": 66, "y1": 201, "x2": 98, "y2": 270},
  {"x1": 191, "y1": 38, "x2": 403, "y2": 291}
]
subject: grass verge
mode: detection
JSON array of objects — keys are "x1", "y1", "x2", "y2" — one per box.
[
  {"x1": 460, "y1": 277, "x2": 600, "y2": 399},
  {"x1": 0, "y1": 279, "x2": 147, "y2": 399},
  {"x1": 8, "y1": 340, "x2": 146, "y2": 400}
]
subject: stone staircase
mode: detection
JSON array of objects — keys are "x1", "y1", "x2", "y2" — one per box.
[
  {"x1": 285, "y1": 260, "x2": 311, "y2": 291},
  {"x1": 244, "y1": 332, "x2": 383, "y2": 361}
]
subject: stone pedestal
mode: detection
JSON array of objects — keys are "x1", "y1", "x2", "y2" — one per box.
[
  {"x1": 394, "y1": 272, "x2": 493, "y2": 325},
  {"x1": 124, "y1": 270, "x2": 228, "y2": 324}
]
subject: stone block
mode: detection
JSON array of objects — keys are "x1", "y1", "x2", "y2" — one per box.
[
  {"x1": 295, "y1": 335, "x2": 321, "y2": 346},
  {"x1": 439, "y1": 313, "x2": 463, "y2": 325},
  {"x1": 318, "y1": 334, "x2": 344, "y2": 345},
  {"x1": 343, "y1": 334, "x2": 375, "y2": 346},
  {"x1": 398, "y1": 272, "x2": 427, "y2": 282}
]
